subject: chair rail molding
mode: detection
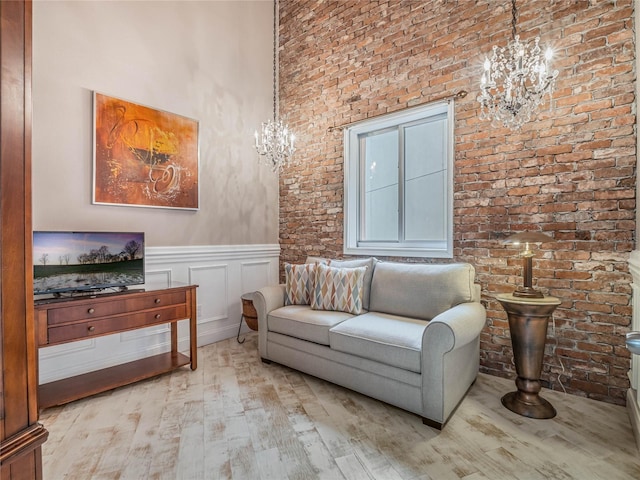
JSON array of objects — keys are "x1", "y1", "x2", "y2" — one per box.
[
  {"x1": 627, "y1": 250, "x2": 640, "y2": 450},
  {"x1": 145, "y1": 243, "x2": 280, "y2": 264},
  {"x1": 38, "y1": 243, "x2": 280, "y2": 385}
]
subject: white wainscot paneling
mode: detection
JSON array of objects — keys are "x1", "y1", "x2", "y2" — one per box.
[
  {"x1": 241, "y1": 259, "x2": 272, "y2": 294},
  {"x1": 189, "y1": 263, "x2": 231, "y2": 345},
  {"x1": 39, "y1": 244, "x2": 280, "y2": 384}
]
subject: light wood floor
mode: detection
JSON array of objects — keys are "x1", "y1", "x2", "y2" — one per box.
[{"x1": 40, "y1": 333, "x2": 640, "y2": 479}]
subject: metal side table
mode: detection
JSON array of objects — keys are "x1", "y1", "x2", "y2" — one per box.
[{"x1": 496, "y1": 293, "x2": 561, "y2": 419}]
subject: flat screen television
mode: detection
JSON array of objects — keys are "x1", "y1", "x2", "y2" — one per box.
[{"x1": 33, "y1": 231, "x2": 145, "y2": 296}]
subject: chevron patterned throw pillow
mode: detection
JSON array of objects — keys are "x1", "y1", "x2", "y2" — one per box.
[
  {"x1": 311, "y1": 263, "x2": 367, "y2": 314},
  {"x1": 285, "y1": 262, "x2": 317, "y2": 305}
]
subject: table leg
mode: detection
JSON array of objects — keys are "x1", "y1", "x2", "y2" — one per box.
[
  {"x1": 237, "y1": 315, "x2": 246, "y2": 344},
  {"x1": 189, "y1": 287, "x2": 197, "y2": 370},
  {"x1": 170, "y1": 321, "x2": 178, "y2": 357}
]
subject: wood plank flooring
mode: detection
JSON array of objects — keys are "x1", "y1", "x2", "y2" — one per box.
[{"x1": 40, "y1": 334, "x2": 640, "y2": 479}]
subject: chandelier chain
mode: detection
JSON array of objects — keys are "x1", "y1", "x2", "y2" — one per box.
[
  {"x1": 272, "y1": 0, "x2": 277, "y2": 122},
  {"x1": 511, "y1": 0, "x2": 517, "y2": 39}
]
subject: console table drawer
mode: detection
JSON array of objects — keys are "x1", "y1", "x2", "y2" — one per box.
[
  {"x1": 47, "y1": 305, "x2": 187, "y2": 344},
  {"x1": 46, "y1": 291, "x2": 187, "y2": 325}
]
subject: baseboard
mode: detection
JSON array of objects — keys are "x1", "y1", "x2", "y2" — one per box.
[
  {"x1": 628, "y1": 388, "x2": 640, "y2": 452},
  {"x1": 198, "y1": 322, "x2": 253, "y2": 346}
]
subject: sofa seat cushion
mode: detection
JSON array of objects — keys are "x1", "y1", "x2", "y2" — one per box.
[
  {"x1": 268, "y1": 305, "x2": 354, "y2": 346},
  {"x1": 329, "y1": 312, "x2": 427, "y2": 373}
]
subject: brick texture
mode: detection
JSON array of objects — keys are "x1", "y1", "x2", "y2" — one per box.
[{"x1": 278, "y1": 0, "x2": 635, "y2": 406}]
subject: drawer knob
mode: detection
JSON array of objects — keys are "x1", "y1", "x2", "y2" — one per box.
[
  {"x1": 88, "y1": 308, "x2": 95, "y2": 314},
  {"x1": 88, "y1": 325, "x2": 95, "y2": 332},
  {"x1": 155, "y1": 314, "x2": 161, "y2": 319},
  {"x1": 154, "y1": 298, "x2": 161, "y2": 304}
]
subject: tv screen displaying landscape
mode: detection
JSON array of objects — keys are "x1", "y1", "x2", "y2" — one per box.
[{"x1": 33, "y1": 231, "x2": 145, "y2": 296}]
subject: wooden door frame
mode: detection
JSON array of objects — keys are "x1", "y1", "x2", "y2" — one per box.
[{"x1": 0, "y1": 1, "x2": 49, "y2": 478}]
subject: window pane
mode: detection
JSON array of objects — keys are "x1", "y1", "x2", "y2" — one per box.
[
  {"x1": 405, "y1": 171, "x2": 445, "y2": 241},
  {"x1": 362, "y1": 130, "x2": 398, "y2": 242},
  {"x1": 404, "y1": 118, "x2": 447, "y2": 241}
]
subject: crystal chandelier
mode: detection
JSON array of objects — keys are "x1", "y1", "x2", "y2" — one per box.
[
  {"x1": 254, "y1": 0, "x2": 295, "y2": 172},
  {"x1": 477, "y1": 0, "x2": 559, "y2": 129},
  {"x1": 254, "y1": 118, "x2": 295, "y2": 171}
]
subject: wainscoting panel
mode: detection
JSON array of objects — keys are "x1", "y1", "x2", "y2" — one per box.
[
  {"x1": 241, "y1": 259, "x2": 272, "y2": 294},
  {"x1": 189, "y1": 263, "x2": 230, "y2": 344},
  {"x1": 38, "y1": 244, "x2": 280, "y2": 384}
]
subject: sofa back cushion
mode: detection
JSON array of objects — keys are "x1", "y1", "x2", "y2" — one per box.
[{"x1": 369, "y1": 262, "x2": 476, "y2": 321}]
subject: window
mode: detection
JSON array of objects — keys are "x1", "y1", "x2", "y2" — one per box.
[{"x1": 344, "y1": 101, "x2": 454, "y2": 258}]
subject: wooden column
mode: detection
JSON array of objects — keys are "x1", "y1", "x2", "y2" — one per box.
[{"x1": 0, "y1": 1, "x2": 49, "y2": 478}]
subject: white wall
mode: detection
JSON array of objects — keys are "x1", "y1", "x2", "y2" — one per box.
[{"x1": 32, "y1": 0, "x2": 279, "y2": 246}]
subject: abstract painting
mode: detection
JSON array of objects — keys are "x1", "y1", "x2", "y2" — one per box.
[{"x1": 93, "y1": 92, "x2": 199, "y2": 210}]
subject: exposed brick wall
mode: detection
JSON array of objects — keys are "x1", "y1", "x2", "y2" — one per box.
[{"x1": 278, "y1": 0, "x2": 636, "y2": 405}]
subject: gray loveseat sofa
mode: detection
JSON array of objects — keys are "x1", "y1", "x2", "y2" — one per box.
[{"x1": 254, "y1": 259, "x2": 486, "y2": 429}]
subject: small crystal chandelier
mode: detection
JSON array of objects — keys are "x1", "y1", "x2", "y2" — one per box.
[
  {"x1": 254, "y1": 0, "x2": 295, "y2": 172},
  {"x1": 477, "y1": 0, "x2": 559, "y2": 129}
]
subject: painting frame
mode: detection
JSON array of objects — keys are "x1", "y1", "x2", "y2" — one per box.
[{"x1": 92, "y1": 92, "x2": 200, "y2": 210}]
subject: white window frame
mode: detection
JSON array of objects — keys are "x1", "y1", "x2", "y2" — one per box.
[{"x1": 343, "y1": 100, "x2": 454, "y2": 258}]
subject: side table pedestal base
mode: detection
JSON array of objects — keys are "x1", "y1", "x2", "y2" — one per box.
[
  {"x1": 496, "y1": 293, "x2": 561, "y2": 420},
  {"x1": 501, "y1": 391, "x2": 556, "y2": 419}
]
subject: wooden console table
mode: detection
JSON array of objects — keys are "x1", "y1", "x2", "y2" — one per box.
[{"x1": 35, "y1": 283, "x2": 198, "y2": 409}]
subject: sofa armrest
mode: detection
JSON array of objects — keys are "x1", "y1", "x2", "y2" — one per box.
[
  {"x1": 424, "y1": 302, "x2": 487, "y2": 351},
  {"x1": 421, "y1": 302, "x2": 487, "y2": 426},
  {"x1": 253, "y1": 284, "x2": 286, "y2": 357}
]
